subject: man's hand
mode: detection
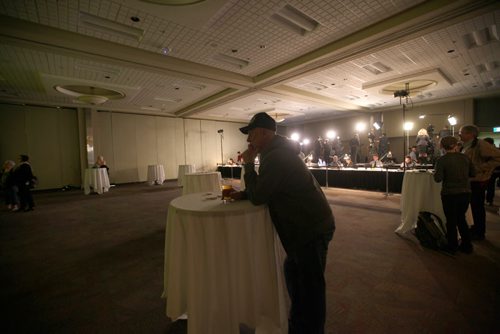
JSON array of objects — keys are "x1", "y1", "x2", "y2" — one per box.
[
  {"x1": 230, "y1": 191, "x2": 246, "y2": 201},
  {"x1": 242, "y1": 144, "x2": 257, "y2": 163}
]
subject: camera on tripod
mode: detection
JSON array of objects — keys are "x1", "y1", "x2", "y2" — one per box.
[{"x1": 393, "y1": 90, "x2": 409, "y2": 98}]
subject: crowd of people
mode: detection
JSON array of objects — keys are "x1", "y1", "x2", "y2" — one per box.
[
  {"x1": 1, "y1": 154, "x2": 36, "y2": 212},
  {"x1": 301, "y1": 124, "x2": 488, "y2": 170}
]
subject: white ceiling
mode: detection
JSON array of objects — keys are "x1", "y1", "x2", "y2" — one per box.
[{"x1": 0, "y1": 0, "x2": 499, "y2": 125}]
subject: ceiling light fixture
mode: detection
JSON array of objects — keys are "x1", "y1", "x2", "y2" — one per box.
[
  {"x1": 154, "y1": 97, "x2": 182, "y2": 103},
  {"x1": 79, "y1": 12, "x2": 144, "y2": 41},
  {"x1": 271, "y1": 4, "x2": 319, "y2": 36},
  {"x1": 213, "y1": 53, "x2": 249, "y2": 69},
  {"x1": 76, "y1": 95, "x2": 108, "y2": 105},
  {"x1": 140, "y1": 0, "x2": 206, "y2": 5}
]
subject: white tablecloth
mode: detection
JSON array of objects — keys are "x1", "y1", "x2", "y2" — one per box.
[
  {"x1": 177, "y1": 164, "x2": 195, "y2": 186},
  {"x1": 147, "y1": 164, "x2": 165, "y2": 185},
  {"x1": 396, "y1": 170, "x2": 445, "y2": 234},
  {"x1": 182, "y1": 172, "x2": 222, "y2": 195},
  {"x1": 83, "y1": 168, "x2": 110, "y2": 195},
  {"x1": 163, "y1": 192, "x2": 288, "y2": 334}
]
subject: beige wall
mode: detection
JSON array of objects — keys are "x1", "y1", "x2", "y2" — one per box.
[
  {"x1": 0, "y1": 105, "x2": 247, "y2": 189},
  {"x1": 0, "y1": 104, "x2": 80, "y2": 189},
  {"x1": 92, "y1": 112, "x2": 247, "y2": 183}
]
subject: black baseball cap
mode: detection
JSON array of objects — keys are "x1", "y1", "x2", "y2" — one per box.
[{"x1": 239, "y1": 112, "x2": 277, "y2": 134}]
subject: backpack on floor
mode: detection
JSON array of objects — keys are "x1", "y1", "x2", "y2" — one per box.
[{"x1": 414, "y1": 211, "x2": 448, "y2": 250}]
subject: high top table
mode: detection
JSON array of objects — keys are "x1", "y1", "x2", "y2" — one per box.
[
  {"x1": 83, "y1": 168, "x2": 110, "y2": 195},
  {"x1": 396, "y1": 170, "x2": 445, "y2": 235},
  {"x1": 182, "y1": 171, "x2": 222, "y2": 195},
  {"x1": 163, "y1": 192, "x2": 288, "y2": 334},
  {"x1": 147, "y1": 164, "x2": 165, "y2": 185},
  {"x1": 177, "y1": 164, "x2": 195, "y2": 186}
]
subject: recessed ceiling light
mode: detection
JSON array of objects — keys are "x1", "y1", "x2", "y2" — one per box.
[
  {"x1": 140, "y1": 0, "x2": 206, "y2": 5},
  {"x1": 130, "y1": 16, "x2": 140, "y2": 22},
  {"x1": 161, "y1": 47, "x2": 171, "y2": 55}
]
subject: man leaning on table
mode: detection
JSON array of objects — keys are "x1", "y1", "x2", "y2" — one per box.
[
  {"x1": 231, "y1": 112, "x2": 335, "y2": 334},
  {"x1": 459, "y1": 125, "x2": 500, "y2": 240}
]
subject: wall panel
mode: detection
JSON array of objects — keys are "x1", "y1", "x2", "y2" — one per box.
[
  {"x1": 200, "y1": 120, "x2": 220, "y2": 170},
  {"x1": 0, "y1": 106, "x2": 28, "y2": 162},
  {"x1": 135, "y1": 116, "x2": 158, "y2": 181},
  {"x1": 0, "y1": 104, "x2": 80, "y2": 189},
  {"x1": 157, "y1": 117, "x2": 185, "y2": 179},
  {"x1": 184, "y1": 119, "x2": 203, "y2": 169},
  {"x1": 58, "y1": 109, "x2": 80, "y2": 186},
  {"x1": 93, "y1": 111, "x2": 114, "y2": 170},
  {"x1": 112, "y1": 113, "x2": 138, "y2": 183}
]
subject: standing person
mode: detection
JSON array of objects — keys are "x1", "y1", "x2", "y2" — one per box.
[
  {"x1": 350, "y1": 133, "x2": 360, "y2": 164},
  {"x1": 459, "y1": 125, "x2": 500, "y2": 240},
  {"x1": 313, "y1": 137, "x2": 323, "y2": 163},
  {"x1": 15, "y1": 154, "x2": 35, "y2": 212},
  {"x1": 331, "y1": 136, "x2": 343, "y2": 157},
  {"x1": 416, "y1": 128, "x2": 430, "y2": 163},
  {"x1": 434, "y1": 136, "x2": 475, "y2": 254},
  {"x1": 1, "y1": 160, "x2": 19, "y2": 211},
  {"x1": 484, "y1": 138, "x2": 500, "y2": 205},
  {"x1": 322, "y1": 138, "x2": 331, "y2": 165},
  {"x1": 232, "y1": 112, "x2": 335, "y2": 334},
  {"x1": 378, "y1": 133, "x2": 389, "y2": 158},
  {"x1": 236, "y1": 151, "x2": 243, "y2": 164}
]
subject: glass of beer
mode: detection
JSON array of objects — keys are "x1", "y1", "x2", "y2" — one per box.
[{"x1": 221, "y1": 179, "x2": 233, "y2": 201}]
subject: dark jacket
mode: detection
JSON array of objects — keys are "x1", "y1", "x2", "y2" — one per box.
[
  {"x1": 243, "y1": 135, "x2": 335, "y2": 254},
  {"x1": 434, "y1": 152, "x2": 475, "y2": 195},
  {"x1": 15, "y1": 162, "x2": 34, "y2": 187}
]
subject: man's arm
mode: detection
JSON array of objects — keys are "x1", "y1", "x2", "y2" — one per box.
[{"x1": 433, "y1": 159, "x2": 443, "y2": 183}]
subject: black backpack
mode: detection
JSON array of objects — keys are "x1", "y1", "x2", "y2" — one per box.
[{"x1": 414, "y1": 211, "x2": 448, "y2": 250}]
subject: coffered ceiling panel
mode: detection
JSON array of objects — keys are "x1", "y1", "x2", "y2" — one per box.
[{"x1": 0, "y1": 0, "x2": 499, "y2": 124}]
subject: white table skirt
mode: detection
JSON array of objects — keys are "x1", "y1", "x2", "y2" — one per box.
[
  {"x1": 177, "y1": 165, "x2": 195, "y2": 186},
  {"x1": 163, "y1": 192, "x2": 288, "y2": 334},
  {"x1": 147, "y1": 164, "x2": 165, "y2": 185},
  {"x1": 83, "y1": 168, "x2": 110, "y2": 195},
  {"x1": 396, "y1": 170, "x2": 445, "y2": 234},
  {"x1": 182, "y1": 172, "x2": 222, "y2": 195}
]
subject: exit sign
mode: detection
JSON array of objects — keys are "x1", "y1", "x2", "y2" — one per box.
[{"x1": 494, "y1": 127, "x2": 500, "y2": 133}]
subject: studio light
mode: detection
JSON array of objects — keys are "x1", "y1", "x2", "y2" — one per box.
[
  {"x1": 447, "y1": 116, "x2": 457, "y2": 126},
  {"x1": 419, "y1": 114, "x2": 426, "y2": 119},
  {"x1": 403, "y1": 122, "x2": 414, "y2": 131},
  {"x1": 373, "y1": 122, "x2": 381, "y2": 130},
  {"x1": 303, "y1": 138, "x2": 310, "y2": 145},
  {"x1": 355, "y1": 122, "x2": 367, "y2": 132},
  {"x1": 326, "y1": 130, "x2": 336, "y2": 139},
  {"x1": 291, "y1": 132, "x2": 300, "y2": 141}
]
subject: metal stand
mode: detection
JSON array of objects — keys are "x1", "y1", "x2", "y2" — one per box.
[
  {"x1": 384, "y1": 166, "x2": 393, "y2": 198},
  {"x1": 325, "y1": 165, "x2": 329, "y2": 188}
]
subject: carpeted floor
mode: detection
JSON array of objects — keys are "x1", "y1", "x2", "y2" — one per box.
[{"x1": 0, "y1": 181, "x2": 499, "y2": 333}]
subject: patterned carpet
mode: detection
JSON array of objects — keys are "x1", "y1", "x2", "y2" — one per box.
[{"x1": 0, "y1": 181, "x2": 499, "y2": 333}]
